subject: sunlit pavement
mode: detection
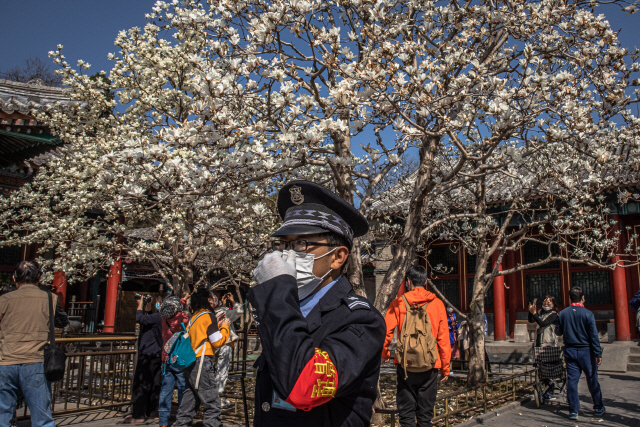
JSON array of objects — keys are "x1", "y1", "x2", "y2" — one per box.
[
  {"x1": 475, "y1": 372, "x2": 640, "y2": 427},
  {"x1": 15, "y1": 372, "x2": 639, "y2": 426}
]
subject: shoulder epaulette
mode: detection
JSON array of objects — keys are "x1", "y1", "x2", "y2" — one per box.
[{"x1": 343, "y1": 295, "x2": 371, "y2": 311}]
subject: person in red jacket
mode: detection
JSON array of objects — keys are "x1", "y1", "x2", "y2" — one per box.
[
  {"x1": 382, "y1": 265, "x2": 451, "y2": 427},
  {"x1": 158, "y1": 295, "x2": 190, "y2": 427}
]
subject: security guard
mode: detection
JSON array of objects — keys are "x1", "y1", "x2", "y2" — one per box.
[{"x1": 248, "y1": 180, "x2": 386, "y2": 427}]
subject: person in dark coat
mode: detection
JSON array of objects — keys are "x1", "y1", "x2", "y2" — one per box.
[
  {"x1": 125, "y1": 294, "x2": 164, "y2": 424},
  {"x1": 249, "y1": 180, "x2": 386, "y2": 427},
  {"x1": 556, "y1": 287, "x2": 604, "y2": 421},
  {"x1": 630, "y1": 289, "x2": 640, "y2": 335}
]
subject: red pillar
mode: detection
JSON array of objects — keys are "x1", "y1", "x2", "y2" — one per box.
[
  {"x1": 505, "y1": 250, "x2": 519, "y2": 339},
  {"x1": 103, "y1": 259, "x2": 122, "y2": 333},
  {"x1": 52, "y1": 271, "x2": 67, "y2": 309},
  {"x1": 610, "y1": 215, "x2": 631, "y2": 341},
  {"x1": 492, "y1": 252, "x2": 507, "y2": 341}
]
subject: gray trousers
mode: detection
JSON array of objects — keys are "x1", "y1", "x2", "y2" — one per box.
[
  {"x1": 216, "y1": 344, "x2": 232, "y2": 394},
  {"x1": 174, "y1": 356, "x2": 221, "y2": 427}
]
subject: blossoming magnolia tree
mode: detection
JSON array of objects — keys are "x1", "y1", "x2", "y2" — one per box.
[
  {"x1": 0, "y1": 26, "x2": 304, "y2": 297},
  {"x1": 375, "y1": 128, "x2": 640, "y2": 385},
  {"x1": 165, "y1": 0, "x2": 639, "y2": 308},
  {"x1": 1, "y1": 0, "x2": 639, "y2": 385},
  {"x1": 362, "y1": 0, "x2": 640, "y2": 385}
]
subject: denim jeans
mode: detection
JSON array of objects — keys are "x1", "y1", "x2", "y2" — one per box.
[
  {"x1": 159, "y1": 363, "x2": 186, "y2": 426},
  {"x1": 564, "y1": 347, "x2": 603, "y2": 413},
  {"x1": 0, "y1": 362, "x2": 55, "y2": 427}
]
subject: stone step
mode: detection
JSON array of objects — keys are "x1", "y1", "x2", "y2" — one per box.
[
  {"x1": 627, "y1": 363, "x2": 640, "y2": 372},
  {"x1": 629, "y1": 355, "x2": 640, "y2": 364},
  {"x1": 629, "y1": 346, "x2": 640, "y2": 355}
]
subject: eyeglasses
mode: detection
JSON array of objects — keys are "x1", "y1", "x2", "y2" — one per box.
[{"x1": 271, "y1": 239, "x2": 338, "y2": 252}]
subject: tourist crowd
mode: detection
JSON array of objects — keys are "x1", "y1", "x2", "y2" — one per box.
[
  {"x1": 125, "y1": 287, "x2": 244, "y2": 427},
  {"x1": 0, "y1": 260, "x2": 245, "y2": 427},
  {"x1": 2, "y1": 180, "x2": 640, "y2": 427}
]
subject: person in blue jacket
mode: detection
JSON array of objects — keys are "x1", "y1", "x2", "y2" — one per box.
[
  {"x1": 556, "y1": 287, "x2": 604, "y2": 421},
  {"x1": 630, "y1": 289, "x2": 640, "y2": 335},
  {"x1": 447, "y1": 307, "x2": 460, "y2": 359}
]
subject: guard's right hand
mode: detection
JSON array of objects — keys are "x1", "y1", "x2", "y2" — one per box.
[{"x1": 253, "y1": 251, "x2": 296, "y2": 285}]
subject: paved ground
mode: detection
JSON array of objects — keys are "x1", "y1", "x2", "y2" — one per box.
[
  {"x1": 475, "y1": 372, "x2": 640, "y2": 427},
  {"x1": 17, "y1": 410, "x2": 246, "y2": 427},
  {"x1": 16, "y1": 372, "x2": 639, "y2": 427}
]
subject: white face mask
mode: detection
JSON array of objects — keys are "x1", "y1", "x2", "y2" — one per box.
[
  {"x1": 447, "y1": 307, "x2": 454, "y2": 314},
  {"x1": 283, "y1": 248, "x2": 337, "y2": 300},
  {"x1": 542, "y1": 306, "x2": 553, "y2": 311}
]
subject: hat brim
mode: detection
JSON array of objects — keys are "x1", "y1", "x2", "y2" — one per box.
[
  {"x1": 271, "y1": 224, "x2": 331, "y2": 237},
  {"x1": 277, "y1": 180, "x2": 369, "y2": 238}
]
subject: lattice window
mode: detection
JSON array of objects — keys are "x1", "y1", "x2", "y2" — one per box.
[
  {"x1": 525, "y1": 273, "x2": 562, "y2": 305},
  {"x1": 429, "y1": 245, "x2": 459, "y2": 275},
  {"x1": 522, "y1": 241, "x2": 560, "y2": 270},
  {"x1": 571, "y1": 271, "x2": 612, "y2": 305},
  {"x1": 432, "y1": 279, "x2": 460, "y2": 309},
  {"x1": 467, "y1": 278, "x2": 494, "y2": 308},
  {"x1": 0, "y1": 245, "x2": 21, "y2": 267},
  {"x1": 466, "y1": 253, "x2": 492, "y2": 274}
]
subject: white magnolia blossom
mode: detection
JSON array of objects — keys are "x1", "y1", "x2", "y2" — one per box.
[{"x1": 0, "y1": 0, "x2": 638, "y2": 353}]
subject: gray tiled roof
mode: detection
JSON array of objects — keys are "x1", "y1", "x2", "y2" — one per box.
[
  {"x1": 0, "y1": 79, "x2": 71, "y2": 114},
  {"x1": 370, "y1": 149, "x2": 640, "y2": 216}
]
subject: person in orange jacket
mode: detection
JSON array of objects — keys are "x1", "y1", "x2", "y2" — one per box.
[{"x1": 381, "y1": 265, "x2": 451, "y2": 427}]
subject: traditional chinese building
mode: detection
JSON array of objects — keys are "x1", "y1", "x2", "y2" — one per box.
[
  {"x1": 0, "y1": 78, "x2": 68, "y2": 293},
  {"x1": 368, "y1": 178, "x2": 640, "y2": 342}
]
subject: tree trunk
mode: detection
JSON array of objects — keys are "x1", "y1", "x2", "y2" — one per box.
[
  {"x1": 373, "y1": 230, "x2": 418, "y2": 313},
  {"x1": 373, "y1": 134, "x2": 440, "y2": 314},
  {"x1": 466, "y1": 301, "x2": 487, "y2": 388},
  {"x1": 347, "y1": 238, "x2": 366, "y2": 297},
  {"x1": 172, "y1": 274, "x2": 183, "y2": 298},
  {"x1": 332, "y1": 122, "x2": 368, "y2": 297}
]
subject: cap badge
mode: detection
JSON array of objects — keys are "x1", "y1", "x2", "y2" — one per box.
[{"x1": 290, "y1": 185, "x2": 304, "y2": 205}]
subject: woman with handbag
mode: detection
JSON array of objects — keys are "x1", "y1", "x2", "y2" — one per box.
[
  {"x1": 174, "y1": 288, "x2": 230, "y2": 427},
  {"x1": 528, "y1": 295, "x2": 561, "y2": 401}
]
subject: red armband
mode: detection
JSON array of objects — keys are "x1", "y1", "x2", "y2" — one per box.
[{"x1": 285, "y1": 348, "x2": 339, "y2": 411}]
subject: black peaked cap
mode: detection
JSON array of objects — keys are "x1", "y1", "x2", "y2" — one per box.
[{"x1": 273, "y1": 180, "x2": 369, "y2": 243}]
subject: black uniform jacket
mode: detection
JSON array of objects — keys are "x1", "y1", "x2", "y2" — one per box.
[{"x1": 247, "y1": 275, "x2": 386, "y2": 427}]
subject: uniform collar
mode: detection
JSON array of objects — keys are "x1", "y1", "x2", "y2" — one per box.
[
  {"x1": 305, "y1": 276, "x2": 353, "y2": 332},
  {"x1": 300, "y1": 277, "x2": 340, "y2": 318}
]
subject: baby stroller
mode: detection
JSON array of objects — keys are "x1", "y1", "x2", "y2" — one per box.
[{"x1": 533, "y1": 346, "x2": 567, "y2": 408}]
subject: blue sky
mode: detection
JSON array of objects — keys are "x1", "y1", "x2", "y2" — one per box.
[
  {"x1": 2, "y1": 1, "x2": 638, "y2": 81},
  {"x1": 1, "y1": 0, "x2": 638, "y2": 166}
]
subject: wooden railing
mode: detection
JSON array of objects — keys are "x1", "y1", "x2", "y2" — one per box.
[
  {"x1": 375, "y1": 365, "x2": 536, "y2": 427},
  {"x1": 17, "y1": 336, "x2": 138, "y2": 420},
  {"x1": 220, "y1": 326, "x2": 252, "y2": 427}
]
